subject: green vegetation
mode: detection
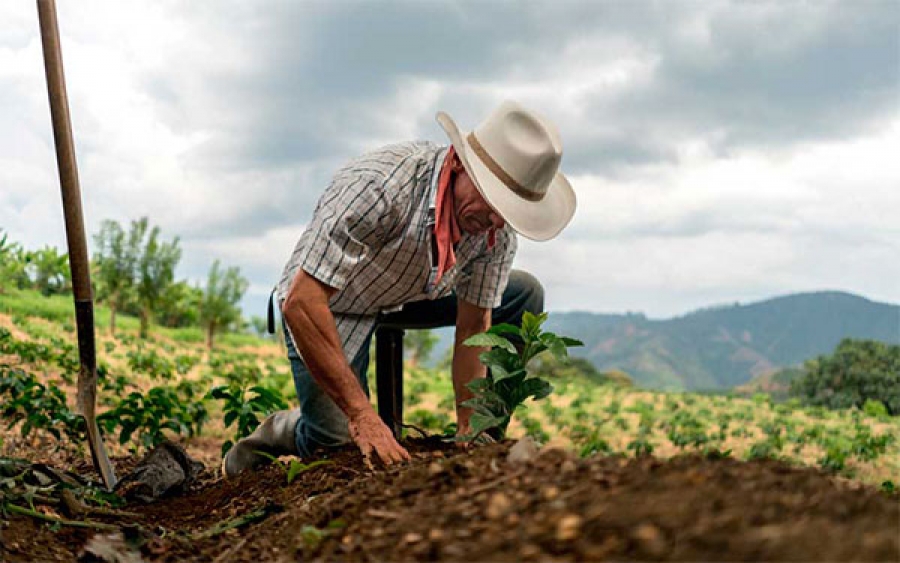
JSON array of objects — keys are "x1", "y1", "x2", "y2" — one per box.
[
  {"x1": 459, "y1": 311, "x2": 583, "y2": 440},
  {"x1": 3, "y1": 223, "x2": 251, "y2": 349},
  {"x1": 790, "y1": 339, "x2": 899, "y2": 415},
  {"x1": 1, "y1": 239, "x2": 898, "y2": 489},
  {"x1": 199, "y1": 260, "x2": 250, "y2": 351}
]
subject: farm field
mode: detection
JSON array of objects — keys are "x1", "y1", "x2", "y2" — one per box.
[{"x1": 1, "y1": 288, "x2": 898, "y2": 561}]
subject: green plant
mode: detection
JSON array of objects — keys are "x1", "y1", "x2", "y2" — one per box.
[
  {"x1": 664, "y1": 410, "x2": 709, "y2": 450},
  {"x1": 97, "y1": 383, "x2": 207, "y2": 450},
  {"x1": 0, "y1": 365, "x2": 84, "y2": 442},
  {"x1": 126, "y1": 347, "x2": 174, "y2": 380},
  {"x1": 255, "y1": 451, "x2": 332, "y2": 485},
  {"x1": 209, "y1": 363, "x2": 289, "y2": 456},
  {"x1": 459, "y1": 312, "x2": 582, "y2": 440},
  {"x1": 407, "y1": 409, "x2": 451, "y2": 434}
]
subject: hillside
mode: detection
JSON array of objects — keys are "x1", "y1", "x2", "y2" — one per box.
[
  {"x1": 551, "y1": 291, "x2": 899, "y2": 390},
  {"x1": 431, "y1": 291, "x2": 899, "y2": 390}
]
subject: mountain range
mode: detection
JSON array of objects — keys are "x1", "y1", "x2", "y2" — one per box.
[{"x1": 427, "y1": 291, "x2": 899, "y2": 391}]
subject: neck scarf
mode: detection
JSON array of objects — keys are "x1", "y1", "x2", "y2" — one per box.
[
  {"x1": 433, "y1": 149, "x2": 498, "y2": 286},
  {"x1": 433, "y1": 148, "x2": 461, "y2": 286}
]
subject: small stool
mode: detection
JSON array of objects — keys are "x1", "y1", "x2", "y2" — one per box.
[{"x1": 375, "y1": 327, "x2": 404, "y2": 438}]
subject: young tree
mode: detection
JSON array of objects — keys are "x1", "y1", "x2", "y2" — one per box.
[
  {"x1": 199, "y1": 260, "x2": 248, "y2": 350},
  {"x1": 0, "y1": 231, "x2": 31, "y2": 293},
  {"x1": 135, "y1": 223, "x2": 181, "y2": 339},
  {"x1": 28, "y1": 246, "x2": 71, "y2": 296},
  {"x1": 157, "y1": 280, "x2": 203, "y2": 328},
  {"x1": 93, "y1": 219, "x2": 144, "y2": 335}
]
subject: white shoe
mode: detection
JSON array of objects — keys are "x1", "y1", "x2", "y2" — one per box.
[{"x1": 221, "y1": 409, "x2": 302, "y2": 478}]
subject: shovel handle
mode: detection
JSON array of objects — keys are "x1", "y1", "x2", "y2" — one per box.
[{"x1": 37, "y1": 0, "x2": 117, "y2": 490}]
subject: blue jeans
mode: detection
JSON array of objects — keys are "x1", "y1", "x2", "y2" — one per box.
[{"x1": 285, "y1": 269, "x2": 544, "y2": 457}]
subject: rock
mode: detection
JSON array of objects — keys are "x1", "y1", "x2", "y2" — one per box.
[
  {"x1": 114, "y1": 441, "x2": 202, "y2": 503},
  {"x1": 403, "y1": 532, "x2": 423, "y2": 544},
  {"x1": 428, "y1": 529, "x2": 444, "y2": 541},
  {"x1": 427, "y1": 462, "x2": 444, "y2": 477},
  {"x1": 507, "y1": 437, "x2": 540, "y2": 464},
  {"x1": 486, "y1": 492, "x2": 513, "y2": 520},
  {"x1": 519, "y1": 543, "x2": 541, "y2": 559},
  {"x1": 78, "y1": 532, "x2": 144, "y2": 562},
  {"x1": 541, "y1": 485, "x2": 560, "y2": 501},
  {"x1": 632, "y1": 523, "x2": 666, "y2": 558},
  {"x1": 556, "y1": 514, "x2": 583, "y2": 541}
]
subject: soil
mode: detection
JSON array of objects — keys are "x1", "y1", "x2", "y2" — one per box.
[{"x1": 1, "y1": 437, "x2": 898, "y2": 562}]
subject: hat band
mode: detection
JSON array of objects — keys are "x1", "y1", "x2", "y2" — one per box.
[{"x1": 467, "y1": 133, "x2": 545, "y2": 202}]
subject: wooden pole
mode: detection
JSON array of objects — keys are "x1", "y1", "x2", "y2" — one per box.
[{"x1": 36, "y1": 0, "x2": 117, "y2": 489}]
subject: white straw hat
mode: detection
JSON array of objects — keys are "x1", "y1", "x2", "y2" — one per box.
[{"x1": 436, "y1": 100, "x2": 576, "y2": 241}]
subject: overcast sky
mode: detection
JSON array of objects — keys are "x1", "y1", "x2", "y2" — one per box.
[{"x1": 2, "y1": 0, "x2": 898, "y2": 319}]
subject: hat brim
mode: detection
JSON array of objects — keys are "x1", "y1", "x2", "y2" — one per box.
[{"x1": 437, "y1": 111, "x2": 576, "y2": 242}]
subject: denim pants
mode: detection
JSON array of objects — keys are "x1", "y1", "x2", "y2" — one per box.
[{"x1": 284, "y1": 269, "x2": 544, "y2": 457}]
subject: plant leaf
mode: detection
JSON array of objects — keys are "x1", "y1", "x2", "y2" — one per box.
[
  {"x1": 463, "y1": 333, "x2": 516, "y2": 353},
  {"x1": 492, "y1": 368, "x2": 527, "y2": 384},
  {"x1": 486, "y1": 323, "x2": 520, "y2": 337},
  {"x1": 287, "y1": 460, "x2": 332, "y2": 484},
  {"x1": 469, "y1": 412, "x2": 507, "y2": 435}
]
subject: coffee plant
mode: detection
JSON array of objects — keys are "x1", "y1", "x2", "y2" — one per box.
[
  {"x1": 0, "y1": 365, "x2": 84, "y2": 442},
  {"x1": 208, "y1": 361, "x2": 288, "y2": 456},
  {"x1": 460, "y1": 311, "x2": 582, "y2": 441}
]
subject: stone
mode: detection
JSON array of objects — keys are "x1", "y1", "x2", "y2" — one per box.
[
  {"x1": 507, "y1": 436, "x2": 540, "y2": 464},
  {"x1": 486, "y1": 492, "x2": 513, "y2": 520},
  {"x1": 556, "y1": 514, "x2": 583, "y2": 541}
]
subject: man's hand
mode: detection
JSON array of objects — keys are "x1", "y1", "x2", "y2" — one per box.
[{"x1": 347, "y1": 409, "x2": 410, "y2": 468}]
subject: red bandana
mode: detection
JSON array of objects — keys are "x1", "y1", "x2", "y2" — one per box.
[
  {"x1": 433, "y1": 148, "x2": 461, "y2": 286},
  {"x1": 433, "y1": 149, "x2": 498, "y2": 286}
]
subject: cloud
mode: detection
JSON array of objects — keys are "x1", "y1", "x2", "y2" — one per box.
[{"x1": 1, "y1": 0, "x2": 898, "y2": 320}]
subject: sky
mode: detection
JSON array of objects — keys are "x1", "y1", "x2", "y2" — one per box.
[{"x1": 1, "y1": 0, "x2": 898, "y2": 320}]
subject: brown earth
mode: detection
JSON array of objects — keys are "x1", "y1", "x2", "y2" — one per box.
[{"x1": 1, "y1": 437, "x2": 898, "y2": 562}]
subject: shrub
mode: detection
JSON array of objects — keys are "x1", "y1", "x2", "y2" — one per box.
[{"x1": 790, "y1": 339, "x2": 900, "y2": 415}]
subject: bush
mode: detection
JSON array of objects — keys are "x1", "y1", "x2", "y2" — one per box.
[{"x1": 790, "y1": 339, "x2": 900, "y2": 415}]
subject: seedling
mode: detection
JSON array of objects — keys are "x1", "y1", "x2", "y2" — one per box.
[
  {"x1": 460, "y1": 311, "x2": 582, "y2": 441},
  {"x1": 255, "y1": 451, "x2": 332, "y2": 484}
]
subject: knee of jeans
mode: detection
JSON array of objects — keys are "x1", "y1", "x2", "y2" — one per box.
[
  {"x1": 513, "y1": 270, "x2": 545, "y2": 314},
  {"x1": 294, "y1": 416, "x2": 350, "y2": 457}
]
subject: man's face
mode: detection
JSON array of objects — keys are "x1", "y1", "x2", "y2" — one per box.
[{"x1": 452, "y1": 160, "x2": 505, "y2": 235}]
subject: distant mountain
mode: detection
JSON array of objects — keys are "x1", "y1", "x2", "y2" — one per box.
[
  {"x1": 545, "y1": 291, "x2": 899, "y2": 390},
  {"x1": 425, "y1": 291, "x2": 899, "y2": 391}
]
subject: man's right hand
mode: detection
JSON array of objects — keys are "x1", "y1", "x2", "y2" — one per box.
[{"x1": 347, "y1": 408, "x2": 411, "y2": 468}]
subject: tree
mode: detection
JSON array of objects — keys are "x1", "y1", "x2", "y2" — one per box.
[
  {"x1": 135, "y1": 222, "x2": 182, "y2": 339},
  {"x1": 790, "y1": 339, "x2": 900, "y2": 415},
  {"x1": 404, "y1": 329, "x2": 438, "y2": 367},
  {"x1": 0, "y1": 231, "x2": 31, "y2": 293},
  {"x1": 93, "y1": 219, "x2": 144, "y2": 335},
  {"x1": 156, "y1": 280, "x2": 203, "y2": 328},
  {"x1": 27, "y1": 246, "x2": 71, "y2": 296},
  {"x1": 199, "y1": 260, "x2": 248, "y2": 350}
]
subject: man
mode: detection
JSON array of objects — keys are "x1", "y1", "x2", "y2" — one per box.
[{"x1": 223, "y1": 100, "x2": 576, "y2": 476}]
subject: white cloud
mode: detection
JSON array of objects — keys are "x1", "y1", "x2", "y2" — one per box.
[{"x1": 1, "y1": 0, "x2": 897, "y2": 320}]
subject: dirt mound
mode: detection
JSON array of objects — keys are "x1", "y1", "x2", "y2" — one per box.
[{"x1": 2, "y1": 438, "x2": 898, "y2": 561}]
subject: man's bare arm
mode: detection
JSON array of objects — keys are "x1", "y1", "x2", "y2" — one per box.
[
  {"x1": 282, "y1": 269, "x2": 409, "y2": 465},
  {"x1": 452, "y1": 297, "x2": 492, "y2": 435}
]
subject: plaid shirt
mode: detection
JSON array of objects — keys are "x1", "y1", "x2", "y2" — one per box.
[{"x1": 277, "y1": 141, "x2": 518, "y2": 363}]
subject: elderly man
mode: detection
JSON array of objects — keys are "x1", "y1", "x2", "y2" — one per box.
[{"x1": 223, "y1": 100, "x2": 576, "y2": 476}]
